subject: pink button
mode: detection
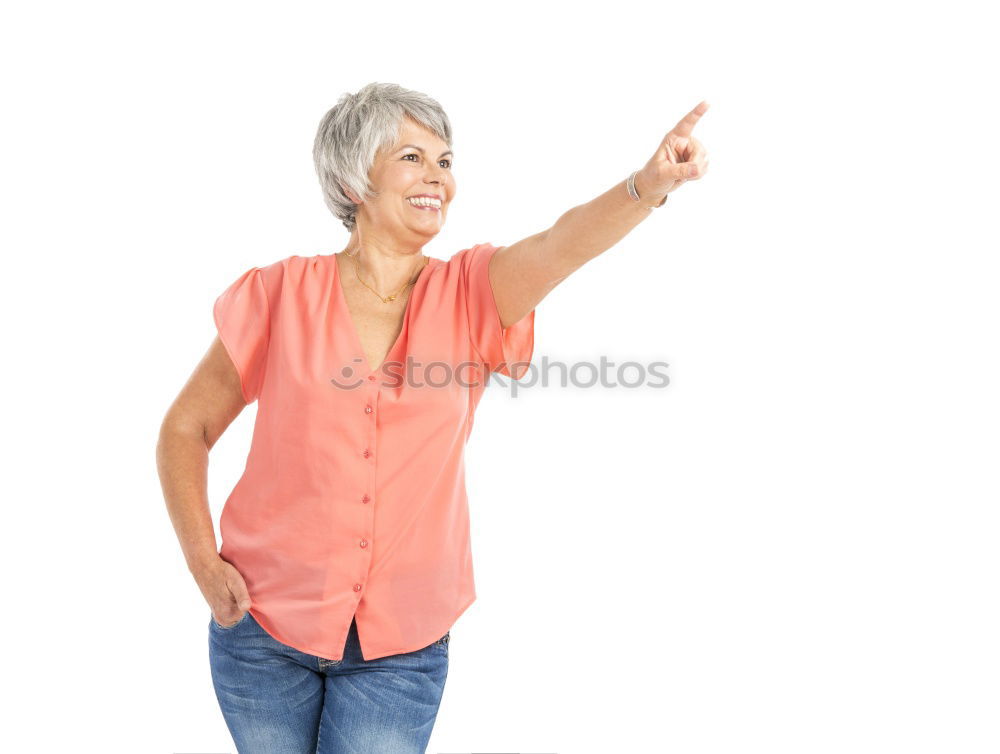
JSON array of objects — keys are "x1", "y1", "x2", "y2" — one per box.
[
  {"x1": 360, "y1": 539, "x2": 368, "y2": 548},
  {"x1": 353, "y1": 583, "x2": 362, "y2": 592},
  {"x1": 361, "y1": 494, "x2": 370, "y2": 504},
  {"x1": 368, "y1": 375, "x2": 376, "y2": 381},
  {"x1": 362, "y1": 449, "x2": 370, "y2": 458},
  {"x1": 365, "y1": 405, "x2": 373, "y2": 414}
]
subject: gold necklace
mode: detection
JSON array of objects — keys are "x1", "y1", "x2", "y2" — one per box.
[{"x1": 346, "y1": 248, "x2": 429, "y2": 304}]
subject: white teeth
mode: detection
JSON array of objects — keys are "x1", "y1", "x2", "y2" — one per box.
[{"x1": 407, "y1": 197, "x2": 441, "y2": 208}]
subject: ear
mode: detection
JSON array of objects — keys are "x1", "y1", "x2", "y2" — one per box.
[{"x1": 339, "y1": 182, "x2": 362, "y2": 206}]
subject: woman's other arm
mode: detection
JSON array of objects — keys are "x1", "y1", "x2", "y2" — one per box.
[
  {"x1": 155, "y1": 337, "x2": 253, "y2": 621},
  {"x1": 489, "y1": 101, "x2": 710, "y2": 328}
]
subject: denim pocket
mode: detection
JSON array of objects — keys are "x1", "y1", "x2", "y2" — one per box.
[{"x1": 211, "y1": 610, "x2": 249, "y2": 630}]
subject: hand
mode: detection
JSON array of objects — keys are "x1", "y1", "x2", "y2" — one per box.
[
  {"x1": 635, "y1": 101, "x2": 711, "y2": 204},
  {"x1": 193, "y1": 554, "x2": 252, "y2": 626}
]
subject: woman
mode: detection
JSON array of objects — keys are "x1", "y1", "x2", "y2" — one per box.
[{"x1": 157, "y1": 82, "x2": 709, "y2": 753}]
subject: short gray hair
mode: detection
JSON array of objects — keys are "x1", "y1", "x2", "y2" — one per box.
[{"x1": 312, "y1": 82, "x2": 453, "y2": 232}]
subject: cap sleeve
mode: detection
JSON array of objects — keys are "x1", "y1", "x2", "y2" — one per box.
[
  {"x1": 213, "y1": 266, "x2": 271, "y2": 403},
  {"x1": 464, "y1": 243, "x2": 535, "y2": 380}
]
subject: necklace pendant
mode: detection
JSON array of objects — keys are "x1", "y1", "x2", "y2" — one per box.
[{"x1": 385, "y1": 295, "x2": 395, "y2": 302}]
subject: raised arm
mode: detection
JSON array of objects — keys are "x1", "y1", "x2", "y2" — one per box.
[{"x1": 488, "y1": 101, "x2": 710, "y2": 329}]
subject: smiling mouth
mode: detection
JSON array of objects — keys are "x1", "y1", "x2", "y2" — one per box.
[{"x1": 406, "y1": 197, "x2": 442, "y2": 211}]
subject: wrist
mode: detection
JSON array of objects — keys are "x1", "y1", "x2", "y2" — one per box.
[
  {"x1": 187, "y1": 550, "x2": 222, "y2": 578},
  {"x1": 630, "y1": 170, "x2": 668, "y2": 209}
]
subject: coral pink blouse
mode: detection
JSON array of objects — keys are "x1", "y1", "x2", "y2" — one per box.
[{"x1": 212, "y1": 242, "x2": 535, "y2": 661}]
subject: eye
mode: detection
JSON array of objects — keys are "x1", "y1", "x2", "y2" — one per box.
[{"x1": 402, "y1": 153, "x2": 452, "y2": 169}]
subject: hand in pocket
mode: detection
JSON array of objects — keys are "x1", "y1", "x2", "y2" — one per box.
[{"x1": 195, "y1": 555, "x2": 252, "y2": 628}]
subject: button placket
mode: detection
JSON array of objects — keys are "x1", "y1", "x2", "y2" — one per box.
[{"x1": 355, "y1": 382, "x2": 379, "y2": 599}]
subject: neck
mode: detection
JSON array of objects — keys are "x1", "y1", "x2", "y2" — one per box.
[{"x1": 341, "y1": 240, "x2": 427, "y2": 294}]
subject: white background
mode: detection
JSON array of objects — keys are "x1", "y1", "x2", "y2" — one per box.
[{"x1": 3, "y1": 1, "x2": 997, "y2": 752}]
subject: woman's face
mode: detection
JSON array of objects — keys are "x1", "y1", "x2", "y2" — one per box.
[{"x1": 360, "y1": 117, "x2": 455, "y2": 241}]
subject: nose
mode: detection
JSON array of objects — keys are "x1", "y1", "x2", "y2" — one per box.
[{"x1": 426, "y1": 164, "x2": 448, "y2": 189}]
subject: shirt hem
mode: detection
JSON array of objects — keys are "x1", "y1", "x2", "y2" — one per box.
[
  {"x1": 247, "y1": 593, "x2": 477, "y2": 662},
  {"x1": 360, "y1": 592, "x2": 478, "y2": 661}
]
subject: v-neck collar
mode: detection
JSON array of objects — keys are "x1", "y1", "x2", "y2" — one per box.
[{"x1": 333, "y1": 253, "x2": 438, "y2": 377}]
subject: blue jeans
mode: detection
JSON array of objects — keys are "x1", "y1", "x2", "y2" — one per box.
[{"x1": 208, "y1": 610, "x2": 449, "y2": 753}]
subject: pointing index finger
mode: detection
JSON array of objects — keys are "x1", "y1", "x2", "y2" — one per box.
[{"x1": 668, "y1": 101, "x2": 710, "y2": 140}]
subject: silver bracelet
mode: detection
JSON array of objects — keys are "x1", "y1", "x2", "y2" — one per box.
[{"x1": 627, "y1": 170, "x2": 668, "y2": 209}]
